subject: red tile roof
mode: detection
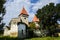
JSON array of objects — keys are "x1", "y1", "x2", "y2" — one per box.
[
  {"x1": 20, "y1": 7, "x2": 29, "y2": 16},
  {"x1": 33, "y1": 15, "x2": 39, "y2": 22}
]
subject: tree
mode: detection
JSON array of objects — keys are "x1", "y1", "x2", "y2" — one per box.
[
  {"x1": 29, "y1": 22, "x2": 36, "y2": 29},
  {"x1": 55, "y1": 4, "x2": 60, "y2": 20},
  {"x1": 36, "y1": 3, "x2": 60, "y2": 36},
  {"x1": 0, "y1": 0, "x2": 6, "y2": 34}
]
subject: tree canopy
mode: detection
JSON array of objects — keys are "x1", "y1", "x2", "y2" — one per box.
[
  {"x1": 29, "y1": 22, "x2": 36, "y2": 29},
  {"x1": 36, "y1": 3, "x2": 60, "y2": 36},
  {"x1": 0, "y1": 0, "x2": 6, "y2": 31}
]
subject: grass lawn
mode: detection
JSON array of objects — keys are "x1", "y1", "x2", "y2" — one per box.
[
  {"x1": 25, "y1": 37, "x2": 60, "y2": 40},
  {"x1": 0, "y1": 36, "x2": 60, "y2": 40}
]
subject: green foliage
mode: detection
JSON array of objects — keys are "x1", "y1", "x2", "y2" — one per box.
[
  {"x1": 55, "y1": 4, "x2": 60, "y2": 19},
  {"x1": 0, "y1": 0, "x2": 6, "y2": 34},
  {"x1": 29, "y1": 22, "x2": 36, "y2": 29},
  {"x1": 0, "y1": 0, "x2": 6, "y2": 23},
  {"x1": 0, "y1": 0, "x2": 6, "y2": 14},
  {"x1": 36, "y1": 3, "x2": 60, "y2": 36}
]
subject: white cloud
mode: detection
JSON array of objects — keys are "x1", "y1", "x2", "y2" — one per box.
[
  {"x1": 28, "y1": 13, "x2": 35, "y2": 22},
  {"x1": 31, "y1": 0, "x2": 59, "y2": 13}
]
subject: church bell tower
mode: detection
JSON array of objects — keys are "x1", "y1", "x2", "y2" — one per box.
[
  {"x1": 19, "y1": 7, "x2": 29, "y2": 25},
  {"x1": 32, "y1": 15, "x2": 40, "y2": 29}
]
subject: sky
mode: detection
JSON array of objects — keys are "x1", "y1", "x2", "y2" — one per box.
[{"x1": 3, "y1": 0, "x2": 60, "y2": 25}]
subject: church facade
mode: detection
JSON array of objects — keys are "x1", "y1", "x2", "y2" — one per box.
[
  {"x1": 3, "y1": 7, "x2": 40, "y2": 38},
  {"x1": 4, "y1": 7, "x2": 29, "y2": 38}
]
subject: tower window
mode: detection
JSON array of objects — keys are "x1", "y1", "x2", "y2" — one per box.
[{"x1": 24, "y1": 18, "x2": 26, "y2": 19}]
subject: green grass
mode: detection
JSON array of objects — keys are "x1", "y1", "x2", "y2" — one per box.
[
  {"x1": 25, "y1": 37, "x2": 60, "y2": 40},
  {"x1": 0, "y1": 36, "x2": 60, "y2": 40}
]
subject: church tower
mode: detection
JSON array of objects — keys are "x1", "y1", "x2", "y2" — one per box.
[
  {"x1": 32, "y1": 15, "x2": 40, "y2": 29},
  {"x1": 19, "y1": 7, "x2": 29, "y2": 25},
  {"x1": 3, "y1": 7, "x2": 29, "y2": 37}
]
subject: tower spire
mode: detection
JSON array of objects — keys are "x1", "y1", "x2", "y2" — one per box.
[
  {"x1": 32, "y1": 15, "x2": 39, "y2": 22},
  {"x1": 20, "y1": 7, "x2": 29, "y2": 16}
]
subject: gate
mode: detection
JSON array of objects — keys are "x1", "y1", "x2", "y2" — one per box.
[{"x1": 18, "y1": 23, "x2": 26, "y2": 38}]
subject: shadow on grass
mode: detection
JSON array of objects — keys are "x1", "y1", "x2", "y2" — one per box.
[{"x1": 0, "y1": 36, "x2": 25, "y2": 40}]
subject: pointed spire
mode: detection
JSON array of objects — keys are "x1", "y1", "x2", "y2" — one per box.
[
  {"x1": 32, "y1": 15, "x2": 39, "y2": 22},
  {"x1": 20, "y1": 7, "x2": 29, "y2": 16}
]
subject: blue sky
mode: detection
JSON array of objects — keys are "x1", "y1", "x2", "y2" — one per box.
[{"x1": 3, "y1": 0, "x2": 60, "y2": 25}]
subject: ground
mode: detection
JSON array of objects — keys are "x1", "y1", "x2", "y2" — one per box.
[
  {"x1": 0, "y1": 36, "x2": 60, "y2": 40},
  {"x1": 25, "y1": 37, "x2": 60, "y2": 40}
]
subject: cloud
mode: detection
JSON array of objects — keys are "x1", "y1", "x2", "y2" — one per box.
[
  {"x1": 3, "y1": 0, "x2": 60, "y2": 25},
  {"x1": 31, "y1": 0, "x2": 59, "y2": 14},
  {"x1": 28, "y1": 13, "x2": 35, "y2": 22}
]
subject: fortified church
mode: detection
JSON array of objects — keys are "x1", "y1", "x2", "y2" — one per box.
[{"x1": 3, "y1": 7, "x2": 40, "y2": 38}]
